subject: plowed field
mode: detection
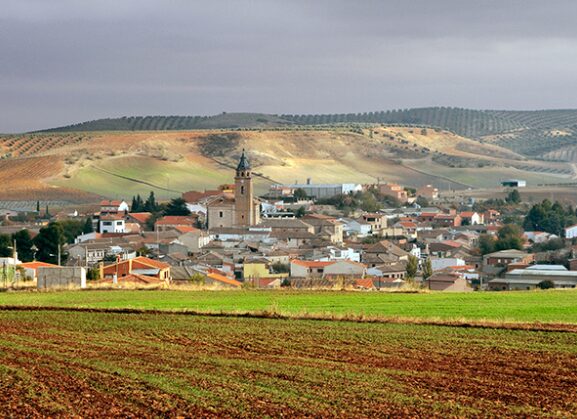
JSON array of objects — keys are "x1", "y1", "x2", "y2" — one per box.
[{"x1": 0, "y1": 310, "x2": 576, "y2": 417}]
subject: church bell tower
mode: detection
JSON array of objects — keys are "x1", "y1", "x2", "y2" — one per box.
[{"x1": 234, "y1": 149, "x2": 254, "y2": 226}]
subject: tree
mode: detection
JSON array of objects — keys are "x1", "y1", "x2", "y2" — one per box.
[
  {"x1": 415, "y1": 196, "x2": 429, "y2": 207},
  {"x1": 83, "y1": 217, "x2": 94, "y2": 234},
  {"x1": 144, "y1": 191, "x2": 158, "y2": 212},
  {"x1": 164, "y1": 198, "x2": 191, "y2": 216},
  {"x1": 406, "y1": 255, "x2": 418, "y2": 279},
  {"x1": 12, "y1": 230, "x2": 34, "y2": 262},
  {"x1": 478, "y1": 234, "x2": 496, "y2": 255},
  {"x1": 0, "y1": 234, "x2": 12, "y2": 257},
  {"x1": 537, "y1": 280, "x2": 555, "y2": 290},
  {"x1": 59, "y1": 219, "x2": 85, "y2": 244},
  {"x1": 36, "y1": 200, "x2": 40, "y2": 213},
  {"x1": 33, "y1": 222, "x2": 67, "y2": 265},
  {"x1": 44, "y1": 205, "x2": 51, "y2": 219},
  {"x1": 295, "y1": 206, "x2": 306, "y2": 218},
  {"x1": 422, "y1": 258, "x2": 433, "y2": 280},
  {"x1": 495, "y1": 224, "x2": 524, "y2": 251},
  {"x1": 293, "y1": 188, "x2": 307, "y2": 201},
  {"x1": 506, "y1": 189, "x2": 521, "y2": 204},
  {"x1": 131, "y1": 194, "x2": 144, "y2": 212}
]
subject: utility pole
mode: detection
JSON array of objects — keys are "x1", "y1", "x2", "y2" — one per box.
[{"x1": 57, "y1": 244, "x2": 61, "y2": 266}]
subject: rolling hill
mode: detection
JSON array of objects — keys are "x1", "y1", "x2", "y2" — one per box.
[
  {"x1": 1, "y1": 123, "x2": 576, "y2": 206},
  {"x1": 39, "y1": 107, "x2": 577, "y2": 160}
]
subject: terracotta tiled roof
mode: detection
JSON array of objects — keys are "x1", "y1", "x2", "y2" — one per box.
[
  {"x1": 19, "y1": 261, "x2": 59, "y2": 270},
  {"x1": 155, "y1": 215, "x2": 197, "y2": 225},
  {"x1": 207, "y1": 272, "x2": 242, "y2": 287},
  {"x1": 128, "y1": 212, "x2": 152, "y2": 224},
  {"x1": 175, "y1": 225, "x2": 199, "y2": 234},
  {"x1": 100, "y1": 200, "x2": 123, "y2": 206}
]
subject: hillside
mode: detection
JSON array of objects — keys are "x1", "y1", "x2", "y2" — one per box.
[
  {"x1": 0, "y1": 126, "x2": 575, "y2": 205},
  {"x1": 37, "y1": 107, "x2": 577, "y2": 160}
]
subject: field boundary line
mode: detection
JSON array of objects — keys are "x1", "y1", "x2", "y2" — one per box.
[{"x1": 1, "y1": 305, "x2": 576, "y2": 333}]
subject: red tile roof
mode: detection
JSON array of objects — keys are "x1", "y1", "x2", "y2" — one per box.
[
  {"x1": 175, "y1": 225, "x2": 199, "y2": 234},
  {"x1": 19, "y1": 261, "x2": 59, "y2": 270},
  {"x1": 100, "y1": 200, "x2": 123, "y2": 206},
  {"x1": 129, "y1": 212, "x2": 152, "y2": 224},
  {"x1": 155, "y1": 215, "x2": 197, "y2": 225},
  {"x1": 291, "y1": 260, "x2": 334, "y2": 268},
  {"x1": 207, "y1": 272, "x2": 242, "y2": 287}
]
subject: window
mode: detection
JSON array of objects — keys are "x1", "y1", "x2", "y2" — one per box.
[
  {"x1": 219, "y1": 211, "x2": 223, "y2": 218},
  {"x1": 240, "y1": 185, "x2": 245, "y2": 195}
]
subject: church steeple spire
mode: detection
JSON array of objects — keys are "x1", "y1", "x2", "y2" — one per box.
[{"x1": 236, "y1": 149, "x2": 251, "y2": 173}]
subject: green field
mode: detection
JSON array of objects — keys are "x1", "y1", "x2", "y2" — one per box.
[
  {"x1": 52, "y1": 156, "x2": 271, "y2": 198},
  {"x1": 2, "y1": 289, "x2": 577, "y2": 324},
  {"x1": 1, "y1": 310, "x2": 576, "y2": 416}
]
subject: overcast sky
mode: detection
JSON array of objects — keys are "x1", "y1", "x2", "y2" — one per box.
[{"x1": 2, "y1": 0, "x2": 577, "y2": 132}]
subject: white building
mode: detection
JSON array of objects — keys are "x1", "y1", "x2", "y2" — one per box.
[
  {"x1": 270, "y1": 182, "x2": 362, "y2": 199},
  {"x1": 99, "y1": 215, "x2": 126, "y2": 233},
  {"x1": 565, "y1": 225, "x2": 577, "y2": 239},
  {"x1": 431, "y1": 257, "x2": 465, "y2": 272}
]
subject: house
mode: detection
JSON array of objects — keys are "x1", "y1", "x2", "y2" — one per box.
[
  {"x1": 290, "y1": 260, "x2": 334, "y2": 278},
  {"x1": 367, "y1": 263, "x2": 406, "y2": 280},
  {"x1": 377, "y1": 183, "x2": 408, "y2": 202},
  {"x1": 302, "y1": 214, "x2": 344, "y2": 244},
  {"x1": 430, "y1": 257, "x2": 466, "y2": 272},
  {"x1": 416, "y1": 184, "x2": 439, "y2": 200},
  {"x1": 340, "y1": 218, "x2": 372, "y2": 237},
  {"x1": 323, "y1": 260, "x2": 366, "y2": 278},
  {"x1": 155, "y1": 215, "x2": 198, "y2": 232},
  {"x1": 426, "y1": 271, "x2": 472, "y2": 291},
  {"x1": 100, "y1": 200, "x2": 129, "y2": 215},
  {"x1": 460, "y1": 211, "x2": 484, "y2": 225},
  {"x1": 565, "y1": 224, "x2": 577, "y2": 239},
  {"x1": 488, "y1": 265, "x2": 577, "y2": 290},
  {"x1": 360, "y1": 213, "x2": 388, "y2": 235},
  {"x1": 362, "y1": 240, "x2": 410, "y2": 267},
  {"x1": 242, "y1": 258, "x2": 288, "y2": 282},
  {"x1": 483, "y1": 249, "x2": 534, "y2": 268},
  {"x1": 178, "y1": 230, "x2": 212, "y2": 253},
  {"x1": 19, "y1": 261, "x2": 59, "y2": 281},
  {"x1": 101, "y1": 256, "x2": 171, "y2": 282},
  {"x1": 68, "y1": 243, "x2": 109, "y2": 265},
  {"x1": 261, "y1": 218, "x2": 314, "y2": 233},
  {"x1": 393, "y1": 221, "x2": 417, "y2": 239},
  {"x1": 99, "y1": 214, "x2": 126, "y2": 233},
  {"x1": 126, "y1": 212, "x2": 152, "y2": 226},
  {"x1": 433, "y1": 214, "x2": 462, "y2": 227},
  {"x1": 269, "y1": 181, "x2": 362, "y2": 199},
  {"x1": 205, "y1": 270, "x2": 242, "y2": 288},
  {"x1": 484, "y1": 209, "x2": 501, "y2": 224}
]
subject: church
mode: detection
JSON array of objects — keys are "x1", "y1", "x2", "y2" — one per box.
[{"x1": 206, "y1": 150, "x2": 261, "y2": 229}]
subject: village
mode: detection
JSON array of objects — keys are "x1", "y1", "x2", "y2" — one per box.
[{"x1": 0, "y1": 150, "x2": 575, "y2": 293}]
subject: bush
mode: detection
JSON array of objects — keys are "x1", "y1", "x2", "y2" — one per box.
[{"x1": 537, "y1": 280, "x2": 555, "y2": 290}]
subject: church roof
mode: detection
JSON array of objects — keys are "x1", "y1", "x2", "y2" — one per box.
[{"x1": 236, "y1": 149, "x2": 251, "y2": 171}]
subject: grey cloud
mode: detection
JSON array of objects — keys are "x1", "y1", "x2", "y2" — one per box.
[{"x1": 2, "y1": 0, "x2": 577, "y2": 132}]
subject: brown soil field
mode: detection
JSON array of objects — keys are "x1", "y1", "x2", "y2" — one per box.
[{"x1": 0, "y1": 310, "x2": 576, "y2": 417}]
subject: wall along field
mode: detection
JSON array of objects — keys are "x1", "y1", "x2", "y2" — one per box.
[{"x1": 1, "y1": 310, "x2": 576, "y2": 417}]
